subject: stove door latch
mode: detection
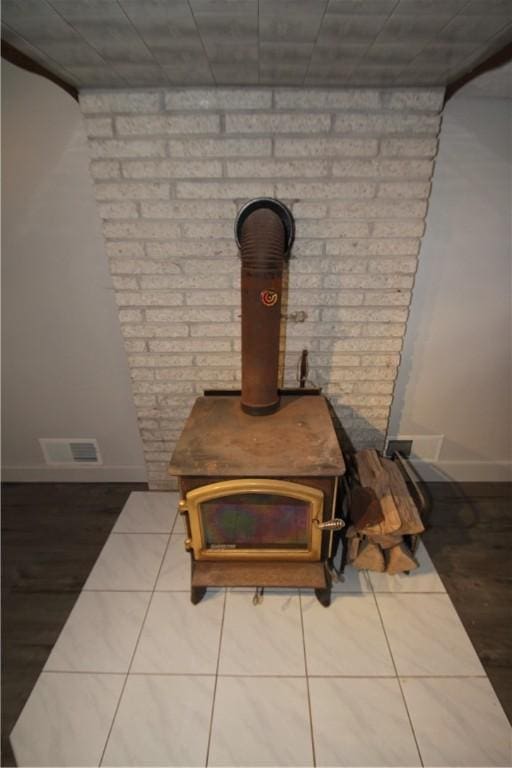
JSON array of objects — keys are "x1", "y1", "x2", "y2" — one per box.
[{"x1": 313, "y1": 518, "x2": 345, "y2": 531}]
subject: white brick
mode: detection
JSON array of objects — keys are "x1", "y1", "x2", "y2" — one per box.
[
  {"x1": 275, "y1": 137, "x2": 378, "y2": 157},
  {"x1": 290, "y1": 240, "x2": 324, "y2": 256},
  {"x1": 96, "y1": 182, "x2": 169, "y2": 200},
  {"x1": 133, "y1": 380, "x2": 194, "y2": 393},
  {"x1": 194, "y1": 354, "x2": 239, "y2": 367},
  {"x1": 378, "y1": 181, "x2": 431, "y2": 199},
  {"x1": 168, "y1": 138, "x2": 272, "y2": 158},
  {"x1": 355, "y1": 381, "x2": 395, "y2": 394},
  {"x1": 140, "y1": 201, "x2": 236, "y2": 220},
  {"x1": 90, "y1": 160, "x2": 121, "y2": 179},
  {"x1": 312, "y1": 354, "x2": 360, "y2": 367},
  {"x1": 287, "y1": 290, "x2": 362, "y2": 306},
  {"x1": 124, "y1": 339, "x2": 147, "y2": 352},
  {"x1": 361, "y1": 355, "x2": 401, "y2": 367},
  {"x1": 123, "y1": 324, "x2": 189, "y2": 338},
  {"x1": 155, "y1": 368, "x2": 235, "y2": 382},
  {"x1": 364, "y1": 323, "x2": 406, "y2": 337},
  {"x1": 185, "y1": 290, "x2": 239, "y2": 306},
  {"x1": 342, "y1": 393, "x2": 393, "y2": 406},
  {"x1": 121, "y1": 159, "x2": 222, "y2": 179},
  {"x1": 181, "y1": 221, "x2": 235, "y2": 239},
  {"x1": 118, "y1": 309, "x2": 144, "y2": 323},
  {"x1": 98, "y1": 202, "x2": 138, "y2": 219},
  {"x1": 275, "y1": 89, "x2": 381, "y2": 110},
  {"x1": 292, "y1": 202, "x2": 328, "y2": 218},
  {"x1": 80, "y1": 91, "x2": 161, "y2": 114},
  {"x1": 383, "y1": 89, "x2": 444, "y2": 112},
  {"x1": 292, "y1": 257, "x2": 367, "y2": 273},
  {"x1": 176, "y1": 181, "x2": 274, "y2": 199},
  {"x1": 112, "y1": 276, "x2": 139, "y2": 290},
  {"x1": 380, "y1": 138, "x2": 438, "y2": 157},
  {"x1": 89, "y1": 139, "x2": 166, "y2": 158},
  {"x1": 105, "y1": 241, "x2": 145, "y2": 258},
  {"x1": 364, "y1": 290, "x2": 411, "y2": 306},
  {"x1": 146, "y1": 240, "x2": 237, "y2": 259},
  {"x1": 226, "y1": 159, "x2": 329, "y2": 178},
  {"x1": 133, "y1": 394, "x2": 157, "y2": 407},
  {"x1": 329, "y1": 200, "x2": 427, "y2": 219},
  {"x1": 285, "y1": 274, "x2": 322, "y2": 289},
  {"x1": 129, "y1": 354, "x2": 194, "y2": 367},
  {"x1": 131, "y1": 369, "x2": 154, "y2": 380},
  {"x1": 110, "y1": 259, "x2": 181, "y2": 275},
  {"x1": 331, "y1": 367, "x2": 397, "y2": 382},
  {"x1": 226, "y1": 113, "x2": 331, "y2": 134},
  {"x1": 295, "y1": 220, "x2": 369, "y2": 239},
  {"x1": 318, "y1": 338, "x2": 402, "y2": 352},
  {"x1": 286, "y1": 322, "x2": 362, "y2": 338},
  {"x1": 322, "y1": 307, "x2": 408, "y2": 322},
  {"x1": 326, "y1": 239, "x2": 420, "y2": 257},
  {"x1": 334, "y1": 113, "x2": 440, "y2": 134},
  {"x1": 323, "y1": 274, "x2": 413, "y2": 290},
  {"x1": 191, "y1": 323, "x2": 240, "y2": 337},
  {"x1": 140, "y1": 274, "x2": 231, "y2": 289},
  {"x1": 332, "y1": 159, "x2": 433, "y2": 179},
  {"x1": 103, "y1": 220, "x2": 181, "y2": 240},
  {"x1": 368, "y1": 258, "x2": 418, "y2": 274},
  {"x1": 165, "y1": 89, "x2": 272, "y2": 110},
  {"x1": 84, "y1": 117, "x2": 113, "y2": 138},
  {"x1": 372, "y1": 220, "x2": 425, "y2": 237},
  {"x1": 182, "y1": 258, "x2": 237, "y2": 274},
  {"x1": 116, "y1": 115, "x2": 220, "y2": 136},
  {"x1": 116, "y1": 292, "x2": 184, "y2": 307},
  {"x1": 148, "y1": 339, "x2": 231, "y2": 352},
  {"x1": 276, "y1": 181, "x2": 375, "y2": 199},
  {"x1": 146, "y1": 308, "x2": 231, "y2": 322}
]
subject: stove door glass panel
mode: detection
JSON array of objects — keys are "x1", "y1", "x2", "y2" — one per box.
[{"x1": 201, "y1": 493, "x2": 309, "y2": 550}]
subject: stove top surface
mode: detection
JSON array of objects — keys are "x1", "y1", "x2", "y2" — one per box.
[{"x1": 169, "y1": 394, "x2": 345, "y2": 477}]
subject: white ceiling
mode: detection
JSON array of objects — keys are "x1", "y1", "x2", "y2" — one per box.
[{"x1": 2, "y1": 0, "x2": 512, "y2": 89}]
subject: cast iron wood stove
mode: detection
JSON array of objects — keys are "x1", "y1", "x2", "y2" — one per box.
[{"x1": 169, "y1": 199, "x2": 346, "y2": 606}]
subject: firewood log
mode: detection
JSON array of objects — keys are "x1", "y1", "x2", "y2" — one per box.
[
  {"x1": 381, "y1": 458, "x2": 424, "y2": 535},
  {"x1": 350, "y1": 485, "x2": 384, "y2": 531},
  {"x1": 352, "y1": 539, "x2": 385, "y2": 572},
  {"x1": 385, "y1": 542, "x2": 419, "y2": 574},
  {"x1": 370, "y1": 533, "x2": 404, "y2": 550}
]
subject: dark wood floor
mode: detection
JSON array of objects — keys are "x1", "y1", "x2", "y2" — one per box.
[{"x1": 1, "y1": 481, "x2": 511, "y2": 766}]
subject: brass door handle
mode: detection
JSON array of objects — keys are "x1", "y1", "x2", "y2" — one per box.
[{"x1": 313, "y1": 518, "x2": 345, "y2": 531}]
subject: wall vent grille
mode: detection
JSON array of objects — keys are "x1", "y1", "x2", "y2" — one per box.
[{"x1": 39, "y1": 438, "x2": 102, "y2": 466}]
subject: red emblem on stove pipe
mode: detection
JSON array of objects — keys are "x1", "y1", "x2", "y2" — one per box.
[{"x1": 260, "y1": 289, "x2": 278, "y2": 307}]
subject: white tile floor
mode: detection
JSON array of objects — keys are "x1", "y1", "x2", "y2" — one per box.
[{"x1": 10, "y1": 491, "x2": 512, "y2": 767}]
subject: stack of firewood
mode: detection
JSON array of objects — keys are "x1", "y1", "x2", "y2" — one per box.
[{"x1": 347, "y1": 449, "x2": 424, "y2": 574}]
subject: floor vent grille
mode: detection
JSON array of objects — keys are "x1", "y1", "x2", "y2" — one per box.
[{"x1": 39, "y1": 439, "x2": 102, "y2": 466}]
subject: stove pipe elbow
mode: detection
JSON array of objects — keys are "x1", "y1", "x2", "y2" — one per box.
[{"x1": 235, "y1": 198, "x2": 294, "y2": 416}]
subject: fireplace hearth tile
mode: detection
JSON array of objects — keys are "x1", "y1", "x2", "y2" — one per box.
[
  {"x1": 131, "y1": 591, "x2": 224, "y2": 674},
  {"x1": 208, "y1": 676, "x2": 313, "y2": 767},
  {"x1": 369, "y1": 542, "x2": 446, "y2": 594},
  {"x1": 332, "y1": 563, "x2": 372, "y2": 593},
  {"x1": 401, "y1": 677, "x2": 511, "y2": 767},
  {"x1": 102, "y1": 674, "x2": 215, "y2": 767},
  {"x1": 309, "y1": 677, "x2": 421, "y2": 767},
  {"x1": 84, "y1": 533, "x2": 169, "y2": 591},
  {"x1": 219, "y1": 592, "x2": 305, "y2": 676},
  {"x1": 154, "y1": 534, "x2": 189, "y2": 591},
  {"x1": 10, "y1": 672, "x2": 124, "y2": 768},
  {"x1": 302, "y1": 594, "x2": 395, "y2": 676},
  {"x1": 376, "y1": 594, "x2": 485, "y2": 677},
  {"x1": 112, "y1": 491, "x2": 178, "y2": 534},
  {"x1": 44, "y1": 591, "x2": 151, "y2": 673}
]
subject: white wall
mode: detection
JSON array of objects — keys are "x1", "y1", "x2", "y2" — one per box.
[
  {"x1": 1, "y1": 61, "x2": 146, "y2": 481},
  {"x1": 389, "y1": 86, "x2": 512, "y2": 481}
]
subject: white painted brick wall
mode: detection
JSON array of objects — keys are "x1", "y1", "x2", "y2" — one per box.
[{"x1": 80, "y1": 86, "x2": 443, "y2": 489}]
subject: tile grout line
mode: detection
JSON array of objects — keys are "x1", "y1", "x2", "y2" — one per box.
[
  {"x1": 299, "y1": 590, "x2": 317, "y2": 768},
  {"x1": 97, "y1": 526, "x2": 174, "y2": 767},
  {"x1": 371, "y1": 590, "x2": 425, "y2": 768},
  {"x1": 205, "y1": 588, "x2": 228, "y2": 767}
]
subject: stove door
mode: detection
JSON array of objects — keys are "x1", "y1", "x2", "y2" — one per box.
[{"x1": 183, "y1": 479, "x2": 324, "y2": 561}]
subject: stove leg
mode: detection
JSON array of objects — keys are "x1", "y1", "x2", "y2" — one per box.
[
  {"x1": 314, "y1": 587, "x2": 331, "y2": 607},
  {"x1": 191, "y1": 586, "x2": 207, "y2": 605}
]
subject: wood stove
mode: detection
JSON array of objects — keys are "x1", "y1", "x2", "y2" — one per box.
[{"x1": 168, "y1": 199, "x2": 346, "y2": 606}]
